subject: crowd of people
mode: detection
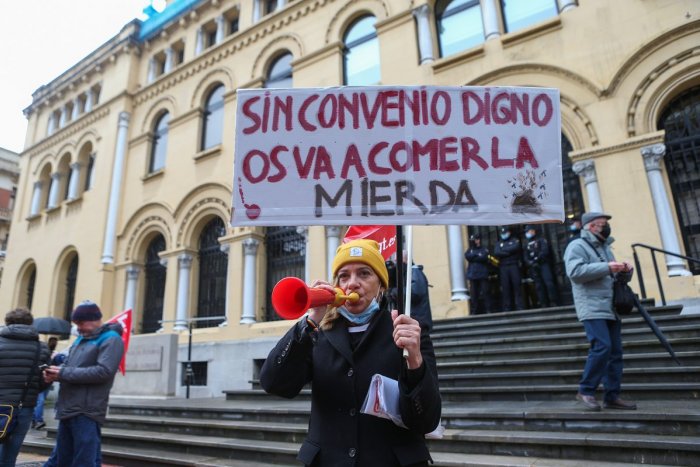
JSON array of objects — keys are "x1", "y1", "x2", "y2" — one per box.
[{"x1": 1, "y1": 213, "x2": 638, "y2": 466}]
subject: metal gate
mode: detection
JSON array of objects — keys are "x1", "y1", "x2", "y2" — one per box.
[
  {"x1": 142, "y1": 235, "x2": 166, "y2": 333},
  {"x1": 63, "y1": 255, "x2": 78, "y2": 321},
  {"x1": 265, "y1": 226, "x2": 306, "y2": 321},
  {"x1": 196, "y1": 217, "x2": 227, "y2": 328},
  {"x1": 659, "y1": 86, "x2": 700, "y2": 274}
]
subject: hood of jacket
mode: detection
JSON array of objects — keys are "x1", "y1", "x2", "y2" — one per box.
[{"x1": 0, "y1": 323, "x2": 40, "y2": 341}]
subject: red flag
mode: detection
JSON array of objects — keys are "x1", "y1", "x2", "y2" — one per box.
[
  {"x1": 107, "y1": 309, "x2": 132, "y2": 375},
  {"x1": 343, "y1": 225, "x2": 397, "y2": 260}
]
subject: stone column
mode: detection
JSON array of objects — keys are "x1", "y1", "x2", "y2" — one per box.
[
  {"x1": 481, "y1": 0, "x2": 501, "y2": 41},
  {"x1": 641, "y1": 144, "x2": 691, "y2": 276},
  {"x1": 252, "y1": 0, "x2": 262, "y2": 23},
  {"x1": 175, "y1": 253, "x2": 193, "y2": 331},
  {"x1": 215, "y1": 15, "x2": 225, "y2": 43},
  {"x1": 30, "y1": 181, "x2": 42, "y2": 216},
  {"x1": 326, "y1": 226, "x2": 341, "y2": 281},
  {"x1": 164, "y1": 47, "x2": 174, "y2": 74},
  {"x1": 147, "y1": 57, "x2": 157, "y2": 82},
  {"x1": 47, "y1": 113, "x2": 55, "y2": 135},
  {"x1": 240, "y1": 238, "x2": 260, "y2": 324},
  {"x1": 297, "y1": 226, "x2": 310, "y2": 283},
  {"x1": 219, "y1": 243, "x2": 231, "y2": 326},
  {"x1": 448, "y1": 226, "x2": 469, "y2": 300},
  {"x1": 557, "y1": 0, "x2": 578, "y2": 13},
  {"x1": 124, "y1": 265, "x2": 141, "y2": 312},
  {"x1": 572, "y1": 159, "x2": 603, "y2": 212},
  {"x1": 67, "y1": 162, "x2": 81, "y2": 200},
  {"x1": 413, "y1": 4, "x2": 435, "y2": 64},
  {"x1": 71, "y1": 97, "x2": 81, "y2": 120},
  {"x1": 195, "y1": 27, "x2": 204, "y2": 55},
  {"x1": 58, "y1": 105, "x2": 68, "y2": 128},
  {"x1": 47, "y1": 173, "x2": 61, "y2": 209},
  {"x1": 101, "y1": 112, "x2": 130, "y2": 264},
  {"x1": 84, "y1": 89, "x2": 94, "y2": 113}
]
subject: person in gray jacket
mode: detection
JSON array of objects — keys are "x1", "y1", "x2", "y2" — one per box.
[
  {"x1": 564, "y1": 212, "x2": 636, "y2": 411},
  {"x1": 42, "y1": 300, "x2": 124, "y2": 467},
  {"x1": 0, "y1": 308, "x2": 51, "y2": 467}
]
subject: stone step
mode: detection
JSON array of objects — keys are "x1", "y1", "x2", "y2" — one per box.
[
  {"x1": 431, "y1": 301, "x2": 673, "y2": 332},
  {"x1": 439, "y1": 382, "x2": 700, "y2": 402},
  {"x1": 432, "y1": 322, "x2": 700, "y2": 351},
  {"x1": 437, "y1": 350, "x2": 700, "y2": 374},
  {"x1": 432, "y1": 313, "x2": 700, "y2": 344},
  {"x1": 438, "y1": 365, "x2": 700, "y2": 387},
  {"x1": 434, "y1": 336, "x2": 700, "y2": 363},
  {"x1": 428, "y1": 428, "x2": 700, "y2": 466},
  {"x1": 431, "y1": 452, "x2": 671, "y2": 467}
]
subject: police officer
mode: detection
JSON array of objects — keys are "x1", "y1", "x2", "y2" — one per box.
[
  {"x1": 494, "y1": 226, "x2": 524, "y2": 311},
  {"x1": 524, "y1": 225, "x2": 559, "y2": 307},
  {"x1": 465, "y1": 233, "x2": 491, "y2": 315},
  {"x1": 565, "y1": 217, "x2": 582, "y2": 250}
]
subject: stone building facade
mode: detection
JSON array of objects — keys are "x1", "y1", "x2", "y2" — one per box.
[{"x1": 1, "y1": 0, "x2": 698, "y2": 397}]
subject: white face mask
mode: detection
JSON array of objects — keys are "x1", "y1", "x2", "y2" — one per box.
[{"x1": 338, "y1": 299, "x2": 380, "y2": 325}]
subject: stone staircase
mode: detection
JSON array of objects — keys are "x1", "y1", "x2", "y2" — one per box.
[{"x1": 22, "y1": 302, "x2": 700, "y2": 466}]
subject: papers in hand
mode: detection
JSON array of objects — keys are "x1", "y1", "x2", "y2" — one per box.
[{"x1": 360, "y1": 374, "x2": 444, "y2": 439}]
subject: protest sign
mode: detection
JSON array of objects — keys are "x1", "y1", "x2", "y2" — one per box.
[{"x1": 232, "y1": 86, "x2": 563, "y2": 226}]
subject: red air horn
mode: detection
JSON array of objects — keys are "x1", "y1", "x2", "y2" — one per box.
[{"x1": 271, "y1": 277, "x2": 360, "y2": 320}]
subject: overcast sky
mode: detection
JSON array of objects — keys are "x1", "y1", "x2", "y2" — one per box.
[{"x1": 0, "y1": 0, "x2": 165, "y2": 153}]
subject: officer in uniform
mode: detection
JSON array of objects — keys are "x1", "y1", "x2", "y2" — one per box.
[
  {"x1": 494, "y1": 226, "x2": 524, "y2": 311},
  {"x1": 465, "y1": 233, "x2": 491, "y2": 314},
  {"x1": 524, "y1": 225, "x2": 559, "y2": 307}
]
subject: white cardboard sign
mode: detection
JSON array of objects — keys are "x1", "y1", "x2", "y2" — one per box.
[{"x1": 232, "y1": 86, "x2": 563, "y2": 226}]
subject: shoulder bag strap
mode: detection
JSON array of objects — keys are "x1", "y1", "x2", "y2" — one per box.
[
  {"x1": 581, "y1": 238, "x2": 614, "y2": 279},
  {"x1": 18, "y1": 342, "x2": 41, "y2": 408}
]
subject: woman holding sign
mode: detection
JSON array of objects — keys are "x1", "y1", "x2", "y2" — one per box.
[{"x1": 260, "y1": 239, "x2": 441, "y2": 466}]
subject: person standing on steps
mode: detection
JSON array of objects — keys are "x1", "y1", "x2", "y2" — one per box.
[
  {"x1": 465, "y1": 233, "x2": 492, "y2": 315},
  {"x1": 494, "y1": 226, "x2": 524, "y2": 312},
  {"x1": 523, "y1": 225, "x2": 559, "y2": 308},
  {"x1": 564, "y1": 212, "x2": 637, "y2": 412}
]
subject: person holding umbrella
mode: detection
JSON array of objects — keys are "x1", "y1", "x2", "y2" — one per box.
[
  {"x1": 564, "y1": 212, "x2": 637, "y2": 411},
  {"x1": 260, "y1": 239, "x2": 441, "y2": 466}
]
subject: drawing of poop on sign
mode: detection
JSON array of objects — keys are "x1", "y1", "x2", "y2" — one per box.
[
  {"x1": 238, "y1": 177, "x2": 261, "y2": 220},
  {"x1": 507, "y1": 169, "x2": 547, "y2": 215}
]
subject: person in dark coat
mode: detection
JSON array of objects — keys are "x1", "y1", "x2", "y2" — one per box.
[
  {"x1": 260, "y1": 239, "x2": 441, "y2": 466},
  {"x1": 523, "y1": 225, "x2": 560, "y2": 307},
  {"x1": 565, "y1": 217, "x2": 582, "y2": 250},
  {"x1": 494, "y1": 226, "x2": 524, "y2": 311},
  {"x1": 465, "y1": 233, "x2": 491, "y2": 314},
  {"x1": 386, "y1": 253, "x2": 433, "y2": 332},
  {"x1": 0, "y1": 308, "x2": 51, "y2": 467}
]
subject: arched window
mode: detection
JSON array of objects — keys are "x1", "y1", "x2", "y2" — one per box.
[
  {"x1": 149, "y1": 112, "x2": 170, "y2": 173},
  {"x1": 659, "y1": 86, "x2": 700, "y2": 274},
  {"x1": 265, "y1": 53, "x2": 293, "y2": 89},
  {"x1": 343, "y1": 15, "x2": 380, "y2": 86},
  {"x1": 142, "y1": 235, "x2": 167, "y2": 333},
  {"x1": 201, "y1": 85, "x2": 225, "y2": 151},
  {"x1": 20, "y1": 264, "x2": 37, "y2": 311},
  {"x1": 63, "y1": 255, "x2": 79, "y2": 321},
  {"x1": 196, "y1": 217, "x2": 227, "y2": 328},
  {"x1": 436, "y1": 0, "x2": 484, "y2": 57},
  {"x1": 501, "y1": 0, "x2": 558, "y2": 33},
  {"x1": 264, "y1": 226, "x2": 305, "y2": 321}
]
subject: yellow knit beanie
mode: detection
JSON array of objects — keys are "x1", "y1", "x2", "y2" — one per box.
[{"x1": 332, "y1": 239, "x2": 389, "y2": 288}]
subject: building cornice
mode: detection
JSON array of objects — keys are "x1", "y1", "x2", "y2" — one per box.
[{"x1": 569, "y1": 130, "x2": 665, "y2": 162}]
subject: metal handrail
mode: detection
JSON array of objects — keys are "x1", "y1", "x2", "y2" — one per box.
[
  {"x1": 158, "y1": 315, "x2": 226, "y2": 398},
  {"x1": 631, "y1": 243, "x2": 700, "y2": 306}
]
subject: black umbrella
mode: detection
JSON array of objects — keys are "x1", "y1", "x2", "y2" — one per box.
[
  {"x1": 33, "y1": 317, "x2": 71, "y2": 339},
  {"x1": 632, "y1": 295, "x2": 682, "y2": 366}
]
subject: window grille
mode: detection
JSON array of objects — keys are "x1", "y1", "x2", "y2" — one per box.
[
  {"x1": 196, "y1": 218, "x2": 227, "y2": 328},
  {"x1": 265, "y1": 226, "x2": 305, "y2": 321},
  {"x1": 143, "y1": 235, "x2": 166, "y2": 333}
]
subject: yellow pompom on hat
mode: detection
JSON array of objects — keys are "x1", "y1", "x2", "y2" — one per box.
[{"x1": 332, "y1": 239, "x2": 389, "y2": 288}]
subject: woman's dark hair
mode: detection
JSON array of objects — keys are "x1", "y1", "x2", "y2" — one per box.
[{"x1": 5, "y1": 308, "x2": 33, "y2": 326}]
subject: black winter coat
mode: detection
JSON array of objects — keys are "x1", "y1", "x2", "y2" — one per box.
[
  {"x1": 260, "y1": 310, "x2": 441, "y2": 467},
  {"x1": 0, "y1": 325, "x2": 51, "y2": 407},
  {"x1": 465, "y1": 246, "x2": 490, "y2": 280},
  {"x1": 494, "y1": 238, "x2": 522, "y2": 267}
]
